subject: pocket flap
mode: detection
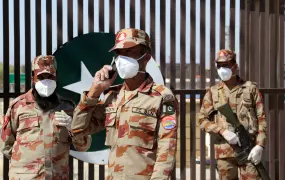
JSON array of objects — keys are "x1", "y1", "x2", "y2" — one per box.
[{"x1": 18, "y1": 113, "x2": 39, "y2": 131}]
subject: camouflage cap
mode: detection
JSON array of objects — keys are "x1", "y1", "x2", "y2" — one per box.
[
  {"x1": 215, "y1": 49, "x2": 236, "y2": 63},
  {"x1": 109, "y1": 28, "x2": 151, "y2": 52},
  {"x1": 32, "y1": 55, "x2": 57, "y2": 76}
]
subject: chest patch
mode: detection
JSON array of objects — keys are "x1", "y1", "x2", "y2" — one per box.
[{"x1": 132, "y1": 107, "x2": 156, "y2": 117}]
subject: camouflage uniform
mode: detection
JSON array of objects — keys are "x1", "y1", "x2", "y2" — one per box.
[
  {"x1": 72, "y1": 28, "x2": 178, "y2": 180},
  {"x1": 0, "y1": 55, "x2": 91, "y2": 180},
  {"x1": 199, "y1": 49, "x2": 267, "y2": 180}
]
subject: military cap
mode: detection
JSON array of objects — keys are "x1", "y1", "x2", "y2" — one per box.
[
  {"x1": 32, "y1": 55, "x2": 57, "y2": 76},
  {"x1": 109, "y1": 28, "x2": 151, "y2": 52},
  {"x1": 215, "y1": 49, "x2": 236, "y2": 63}
]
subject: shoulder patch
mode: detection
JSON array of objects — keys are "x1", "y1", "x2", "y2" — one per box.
[{"x1": 161, "y1": 116, "x2": 176, "y2": 130}]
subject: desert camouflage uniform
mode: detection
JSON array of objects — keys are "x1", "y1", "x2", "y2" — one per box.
[
  {"x1": 199, "y1": 49, "x2": 267, "y2": 180},
  {"x1": 0, "y1": 55, "x2": 91, "y2": 180},
  {"x1": 72, "y1": 74, "x2": 178, "y2": 180}
]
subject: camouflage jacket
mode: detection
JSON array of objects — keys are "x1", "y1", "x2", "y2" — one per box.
[
  {"x1": 0, "y1": 90, "x2": 91, "y2": 180},
  {"x1": 72, "y1": 75, "x2": 178, "y2": 180},
  {"x1": 199, "y1": 77, "x2": 267, "y2": 159}
]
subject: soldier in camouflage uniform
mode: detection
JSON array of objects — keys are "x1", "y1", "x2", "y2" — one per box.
[
  {"x1": 0, "y1": 55, "x2": 91, "y2": 180},
  {"x1": 199, "y1": 49, "x2": 267, "y2": 180},
  {"x1": 71, "y1": 28, "x2": 178, "y2": 180}
]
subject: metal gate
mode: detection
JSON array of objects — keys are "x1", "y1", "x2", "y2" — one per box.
[{"x1": 1, "y1": 0, "x2": 285, "y2": 179}]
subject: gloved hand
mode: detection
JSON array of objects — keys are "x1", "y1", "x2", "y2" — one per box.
[
  {"x1": 220, "y1": 129, "x2": 241, "y2": 146},
  {"x1": 248, "y1": 145, "x2": 263, "y2": 165},
  {"x1": 54, "y1": 110, "x2": 72, "y2": 131}
]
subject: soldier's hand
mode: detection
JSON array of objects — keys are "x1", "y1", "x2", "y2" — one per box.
[
  {"x1": 88, "y1": 65, "x2": 117, "y2": 98},
  {"x1": 54, "y1": 110, "x2": 72, "y2": 131},
  {"x1": 248, "y1": 145, "x2": 263, "y2": 165},
  {"x1": 221, "y1": 129, "x2": 241, "y2": 146}
]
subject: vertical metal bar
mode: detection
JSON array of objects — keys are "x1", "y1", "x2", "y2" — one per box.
[
  {"x1": 36, "y1": 0, "x2": 42, "y2": 56},
  {"x1": 209, "y1": 1, "x2": 216, "y2": 179},
  {"x1": 277, "y1": 8, "x2": 284, "y2": 178},
  {"x1": 245, "y1": 0, "x2": 249, "y2": 80},
  {"x1": 254, "y1": 1, "x2": 260, "y2": 84},
  {"x1": 99, "y1": 165, "x2": 105, "y2": 180},
  {"x1": 140, "y1": 0, "x2": 146, "y2": 30},
  {"x1": 200, "y1": 0, "x2": 206, "y2": 90},
  {"x1": 88, "y1": 0, "x2": 94, "y2": 33},
  {"x1": 278, "y1": 94, "x2": 285, "y2": 180},
  {"x1": 200, "y1": 92, "x2": 206, "y2": 180},
  {"x1": 210, "y1": 0, "x2": 216, "y2": 86},
  {"x1": 190, "y1": 0, "x2": 196, "y2": 90},
  {"x1": 68, "y1": 0, "x2": 74, "y2": 40},
  {"x1": 110, "y1": 0, "x2": 115, "y2": 33},
  {"x1": 150, "y1": 0, "x2": 156, "y2": 58},
  {"x1": 240, "y1": 0, "x2": 246, "y2": 79},
  {"x1": 170, "y1": 0, "x2": 176, "y2": 90},
  {"x1": 268, "y1": 94, "x2": 277, "y2": 179},
  {"x1": 264, "y1": 0, "x2": 270, "y2": 88},
  {"x1": 120, "y1": 0, "x2": 125, "y2": 29},
  {"x1": 190, "y1": 93, "x2": 196, "y2": 180},
  {"x1": 278, "y1": 0, "x2": 284, "y2": 88},
  {"x1": 277, "y1": 9, "x2": 284, "y2": 178},
  {"x1": 89, "y1": 164, "x2": 94, "y2": 179},
  {"x1": 14, "y1": 0, "x2": 20, "y2": 93},
  {"x1": 25, "y1": 0, "x2": 31, "y2": 92},
  {"x1": 3, "y1": 1, "x2": 10, "y2": 179},
  {"x1": 78, "y1": 0, "x2": 83, "y2": 35},
  {"x1": 78, "y1": 160, "x2": 84, "y2": 180},
  {"x1": 259, "y1": 0, "x2": 266, "y2": 88},
  {"x1": 130, "y1": 0, "x2": 136, "y2": 28},
  {"x1": 170, "y1": 2, "x2": 176, "y2": 178},
  {"x1": 220, "y1": 0, "x2": 225, "y2": 49},
  {"x1": 229, "y1": 1, "x2": 235, "y2": 49},
  {"x1": 160, "y1": 1, "x2": 166, "y2": 78},
  {"x1": 180, "y1": 0, "x2": 186, "y2": 89},
  {"x1": 57, "y1": 0, "x2": 63, "y2": 46},
  {"x1": 47, "y1": 0, "x2": 52, "y2": 55},
  {"x1": 190, "y1": 3, "x2": 196, "y2": 179},
  {"x1": 180, "y1": 93, "x2": 186, "y2": 180},
  {"x1": 99, "y1": 0, "x2": 104, "y2": 32},
  {"x1": 69, "y1": 156, "x2": 74, "y2": 180},
  {"x1": 200, "y1": 1, "x2": 206, "y2": 179},
  {"x1": 249, "y1": 1, "x2": 256, "y2": 81}
]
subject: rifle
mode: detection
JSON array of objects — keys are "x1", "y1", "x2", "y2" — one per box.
[{"x1": 217, "y1": 103, "x2": 270, "y2": 180}]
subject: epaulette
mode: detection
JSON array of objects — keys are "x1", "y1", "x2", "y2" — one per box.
[
  {"x1": 242, "y1": 81, "x2": 257, "y2": 88},
  {"x1": 152, "y1": 84, "x2": 175, "y2": 103},
  {"x1": 9, "y1": 94, "x2": 25, "y2": 108}
]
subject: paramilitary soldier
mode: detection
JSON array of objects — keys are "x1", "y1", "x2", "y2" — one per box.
[
  {"x1": 0, "y1": 55, "x2": 91, "y2": 180},
  {"x1": 71, "y1": 28, "x2": 179, "y2": 180},
  {"x1": 199, "y1": 49, "x2": 267, "y2": 180}
]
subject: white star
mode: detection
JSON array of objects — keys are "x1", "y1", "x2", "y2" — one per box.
[{"x1": 63, "y1": 61, "x2": 104, "y2": 100}]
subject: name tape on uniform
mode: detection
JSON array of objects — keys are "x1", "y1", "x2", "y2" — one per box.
[{"x1": 132, "y1": 107, "x2": 156, "y2": 117}]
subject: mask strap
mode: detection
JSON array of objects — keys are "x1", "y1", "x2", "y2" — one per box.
[{"x1": 137, "y1": 53, "x2": 147, "y2": 61}]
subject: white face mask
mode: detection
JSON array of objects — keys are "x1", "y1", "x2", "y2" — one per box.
[
  {"x1": 35, "y1": 79, "x2": 57, "y2": 97},
  {"x1": 115, "y1": 53, "x2": 146, "y2": 79},
  {"x1": 217, "y1": 66, "x2": 234, "y2": 81}
]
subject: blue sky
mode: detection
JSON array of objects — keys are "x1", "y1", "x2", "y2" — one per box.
[{"x1": 0, "y1": 0, "x2": 240, "y2": 68}]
